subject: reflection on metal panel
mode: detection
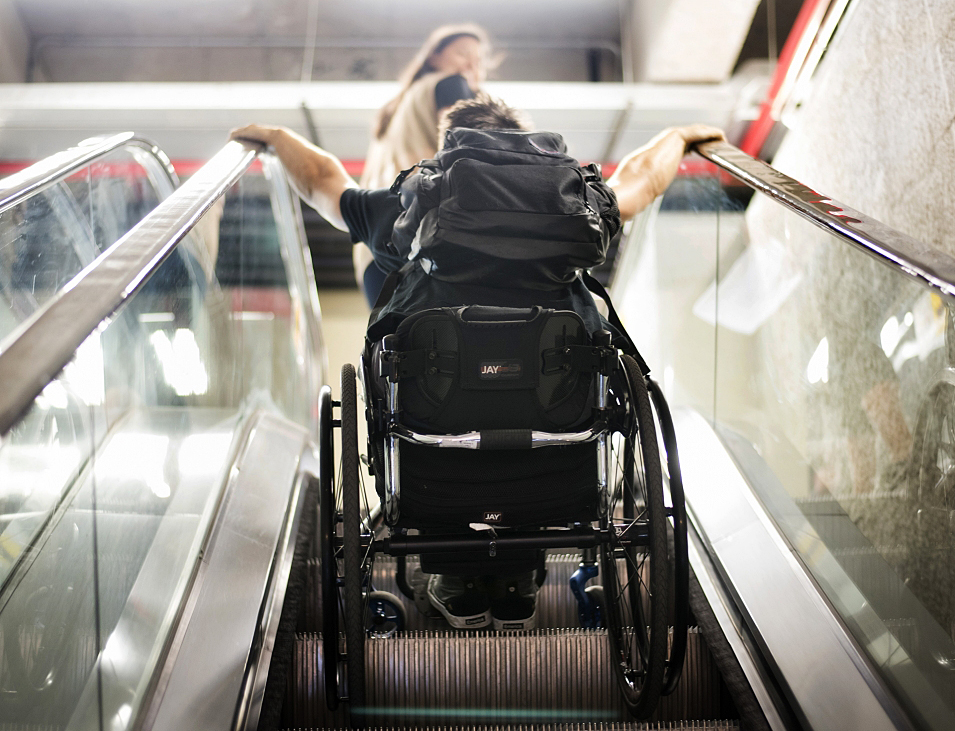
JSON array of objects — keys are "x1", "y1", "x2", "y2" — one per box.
[{"x1": 148, "y1": 413, "x2": 309, "y2": 731}]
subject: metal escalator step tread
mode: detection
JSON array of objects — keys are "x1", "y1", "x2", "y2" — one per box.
[
  {"x1": 288, "y1": 722, "x2": 741, "y2": 730},
  {"x1": 288, "y1": 628, "x2": 729, "y2": 727}
]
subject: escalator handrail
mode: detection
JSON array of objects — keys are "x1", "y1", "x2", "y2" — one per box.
[
  {"x1": 0, "y1": 139, "x2": 263, "y2": 438},
  {"x1": 0, "y1": 131, "x2": 179, "y2": 215},
  {"x1": 694, "y1": 140, "x2": 955, "y2": 299}
]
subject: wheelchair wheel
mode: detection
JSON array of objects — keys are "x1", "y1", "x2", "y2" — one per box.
[
  {"x1": 600, "y1": 353, "x2": 669, "y2": 719},
  {"x1": 317, "y1": 385, "x2": 341, "y2": 710},
  {"x1": 340, "y1": 364, "x2": 367, "y2": 714},
  {"x1": 647, "y1": 378, "x2": 689, "y2": 696}
]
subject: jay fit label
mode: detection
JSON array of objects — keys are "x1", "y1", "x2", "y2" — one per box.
[{"x1": 479, "y1": 361, "x2": 522, "y2": 379}]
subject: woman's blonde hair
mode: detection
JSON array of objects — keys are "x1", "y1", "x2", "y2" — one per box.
[{"x1": 374, "y1": 23, "x2": 493, "y2": 140}]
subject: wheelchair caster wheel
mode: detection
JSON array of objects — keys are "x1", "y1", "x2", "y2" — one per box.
[{"x1": 366, "y1": 590, "x2": 407, "y2": 638}]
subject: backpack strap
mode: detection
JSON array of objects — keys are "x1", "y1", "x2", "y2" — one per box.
[
  {"x1": 378, "y1": 348, "x2": 458, "y2": 380},
  {"x1": 580, "y1": 271, "x2": 651, "y2": 377},
  {"x1": 389, "y1": 166, "x2": 416, "y2": 195},
  {"x1": 368, "y1": 260, "x2": 416, "y2": 325},
  {"x1": 389, "y1": 159, "x2": 441, "y2": 195},
  {"x1": 581, "y1": 162, "x2": 603, "y2": 181}
]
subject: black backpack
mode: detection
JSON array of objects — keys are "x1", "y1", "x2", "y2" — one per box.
[{"x1": 389, "y1": 128, "x2": 621, "y2": 290}]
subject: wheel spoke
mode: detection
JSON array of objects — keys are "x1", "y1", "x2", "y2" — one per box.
[{"x1": 599, "y1": 354, "x2": 669, "y2": 718}]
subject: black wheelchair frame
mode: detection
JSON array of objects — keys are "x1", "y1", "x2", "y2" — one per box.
[{"x1": 318, "y1": 312, "x2": 689, "y2": 723}]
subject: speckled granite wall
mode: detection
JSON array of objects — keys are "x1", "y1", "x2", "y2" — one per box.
[
  {"x1": 736, "y1": 0, "x2": 955, "y2": 488},
  {"x1": 613, "y1": 0, "x2": 955, "y2": 684},
  {"x1": 771, "y1": 0, "x2": 955, "y2": 250},
  {"x1": 720, "y1": 0, "x2": 955, "y2": 660},
  {"x1": 717, "y1": 0, "x2": 955, "y2": 493}
]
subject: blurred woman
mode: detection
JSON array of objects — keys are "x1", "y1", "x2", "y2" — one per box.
[{"x1": 356, "y1": 23, "x2": 494, "y2": 305}]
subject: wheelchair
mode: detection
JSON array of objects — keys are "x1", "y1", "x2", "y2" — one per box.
[{"x1": 318, "y1": 304, "x2": 689, "y2": 721}]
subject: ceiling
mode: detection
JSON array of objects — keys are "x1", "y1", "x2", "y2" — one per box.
[
  {"x1": 15, "y1": 0, "x2": 622, "y2": 40},
  {"x1": 0, "y1": 0, "x2": 798, "y2": 161},
  {"x1": 14, "y1": 0, "x2": 627, "y2": 83}
]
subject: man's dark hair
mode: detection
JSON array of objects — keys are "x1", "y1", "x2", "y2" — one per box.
[{"x1": 438, "y1": 93, "x2": 531, "y2": 142}]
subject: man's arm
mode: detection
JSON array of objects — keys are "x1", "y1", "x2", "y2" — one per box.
[
  {"x1": 229, "y1": 124, "x2": 357, "y2": 231},
  {"x1": 607, "y1": 124, "x2": 725, "y2": 221}
]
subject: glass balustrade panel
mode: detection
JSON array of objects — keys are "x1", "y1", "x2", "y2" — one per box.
[
  {"x1": 0, "y1": 155, "x2": 322, "y2": 730},
  {"x1": 712, "y1": 186, "x2": 955, "y2": 730},
  {"x1": 0, "y1": 146, "x2": 168, "y2": 343},
  {"x1": 611, "y1": 161, "x2": 749, "y2": 420},
  {"x1": 0, "y1": 195, "x2": 241, "y2": 728},
  {"x1": 216, "y1": 163, "x2": 315, "y2": 428}
]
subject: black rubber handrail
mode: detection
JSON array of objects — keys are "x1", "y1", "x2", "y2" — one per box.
[
  {"x1": 0, "y1": 132, "x2": 178, "y2": 215},
  {"x1": 694, "y1": 140, "x2": 955, "y2": 300},
  {"x1": 0, "y1": 139, "x2": 262, "y2": 437}
]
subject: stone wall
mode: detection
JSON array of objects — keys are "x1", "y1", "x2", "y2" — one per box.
[
  {"x1": 707, "y1": 0, "x2": 955, "y2": 498},
  {"x1": 771, "y1": 0, "x2": 955, "y2": 252}
]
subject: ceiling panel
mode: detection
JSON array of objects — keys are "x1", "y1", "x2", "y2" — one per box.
[
  {"x1": 14, "y1": 0, "x2": 625, "y2": 82},
  {"x1": 14, "y1": 0, "x2": 622, "y2": 45}
]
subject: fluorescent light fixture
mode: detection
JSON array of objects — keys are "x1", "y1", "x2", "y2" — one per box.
[{"x1": 138, "y1": 312, "x2": 176, "y2": 323}]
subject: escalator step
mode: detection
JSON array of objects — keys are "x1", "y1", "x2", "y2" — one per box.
[
  {"x1": 290, "y1": 723, "x2": 740, "y2": 730},
  {"x1": 285, "y1": 628, "x2": 728, "y2": 728}
]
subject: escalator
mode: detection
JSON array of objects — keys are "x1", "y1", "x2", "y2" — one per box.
[
  {"x1": 3, "y1": 128, "x2": 953, "y2": 731},
  {"x1": 284, "y1": 552, "x2": 743, "y2": 728},
  {"x1": 610, "y1": 141, "x2": 955, "y2": 731},
  {"x1": 0, "y1": 136, "x2": 326, "y2": 730}
]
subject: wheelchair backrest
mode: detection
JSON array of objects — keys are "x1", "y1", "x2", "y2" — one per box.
[{"x1": 390, "y1": 305, "x2": 595, "y2": 433}]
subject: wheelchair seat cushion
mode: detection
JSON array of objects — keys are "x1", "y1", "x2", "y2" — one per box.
[{"x1": 391, "y1": 305, "x2": 595, "y2": 432}]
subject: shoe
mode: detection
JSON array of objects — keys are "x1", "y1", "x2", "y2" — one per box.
[
  {"x1": 489, "y1": 574, "x2": 538, "y2": 631},
  {"x1": 426, "y1": 574, "x2": 491, "y2": 629}
]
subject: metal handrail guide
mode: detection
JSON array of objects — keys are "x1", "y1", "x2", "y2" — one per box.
[
  {"x1": 694, "y1": 140, "x2": 955, "y2": 300},
  {"x1": 0, "y1": 131, "x2": 178, "y2": 215}
]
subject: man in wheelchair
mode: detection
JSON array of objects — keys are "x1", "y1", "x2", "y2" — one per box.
[
  {"x1": 233, "y1": 99, "x2": 722, "y2": 717},
  {"x1": 233, "y1": 99, "x2": 722, "y2": 348},
  {"x1": 233, "y1": 98, "x2": 721, "y2": 622}
]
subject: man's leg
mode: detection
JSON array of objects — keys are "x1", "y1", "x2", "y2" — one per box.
[
  {"x1": 487, "y1": 571, "x2": 538, "y2": 631},
  {"x1": 426, "y1": 574, "x2": 491, "y2": 629}
]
